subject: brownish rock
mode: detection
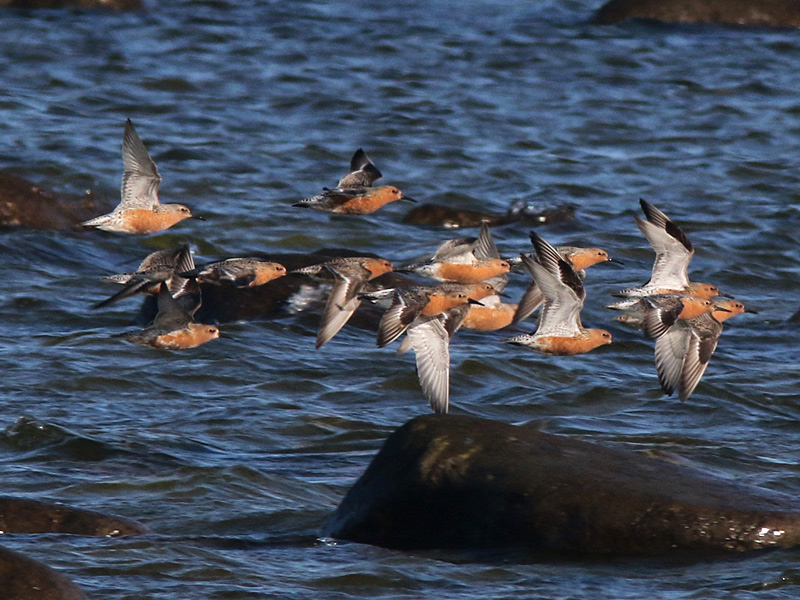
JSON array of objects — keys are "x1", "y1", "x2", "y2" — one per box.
[
  {"x1": 0, "y1": 545, "x2": 87, "y2": 600},
  {"x1": 0, "y1": 172, "x2": 110, "y2": 230},
  {"x1": 402, "y1": 203, "x2": 517, "y2": 228},
  {"x1": 323, "y1": 414, "x2": 800, "y2": 554},
  {"x1": 0, "y1": 496, "x2": 148, "y2": 536},
  {"x1": 402, "y1": 202, "x2": 575, "y2": 228},
  {"x1": 593, "y1": 0, "x2": 800, "y2": 27}
]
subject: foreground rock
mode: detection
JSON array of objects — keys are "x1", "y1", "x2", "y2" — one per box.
[
  {"x1": 0, "y1": 172, "x2": 110, "y2": 230},
  {"x1": 0, "y1": 496, "x2": 148, "y2": 536},
  {"x1": 0, "y1": 545, "x2": 87, "y2": 600},
  {"x1": 593, "y1": 0, "x2": 800, "y2": 27},
  {"x1": 323, "y1": 414, "x2": 800, "y2": 554}
]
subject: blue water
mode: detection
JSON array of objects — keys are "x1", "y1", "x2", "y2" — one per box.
[{"x1": 1, "y1": 0, "x2": 799, "y2": 597}]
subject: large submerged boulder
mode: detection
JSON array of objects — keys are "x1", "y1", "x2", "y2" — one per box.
[
  {"x1": 593, "y1": 0, "x2": 800, "y2": 27},
  {"x1": 0, "y1": 545, "x2": 87, "y2": 600},
  {"x1": 0, "y1": 496, "x2": 147, "y2": 536},
  {"x1": 323, "y1": 414, "x2": 800, "y2": 554},
  {"x1": 402, "y1": 202, "x2": 575, "y2": 228},
  {"x1": 0, "y1": 172, "x2": 110, "y2": 230}
]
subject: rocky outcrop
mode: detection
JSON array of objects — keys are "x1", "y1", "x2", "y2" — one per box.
[
  {"x1": 402, "y1": 202, "x2": 575, "y2": 228},
  {"x1": 593, "y1": 0, "x2": 800, "y2": 27},
  {"x1": 0, "y1": 545, "x2": 87, "y2": 600},
  {"x1": 0, "y1": 172, "x2": 110, "y2": 230},
  {"x1": 323, "y1": 414, "x2": 800, "y2": 554},
  {"x1": 0, "y1": 496, "x2": 148, "y2": 536}
]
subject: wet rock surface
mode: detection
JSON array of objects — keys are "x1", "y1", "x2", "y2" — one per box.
[
  {"x1": 593, "y1": 0, "x2": 800, "y2": 27},
  {"x1": 0, "y1": 545, "x2": 87, "y2": 600},
  {"x1": 0, "y1": 172, "x2": 110, "y2": 230},
  {"x1": 0, "y1": 496, "x2": 148, "y2": 536},
  {"x1": 323, "y1": 414, "x2": 800, "y2": 554},
  {"x1": 402, "y1": 202, "x2": 575, "y2": 228}
]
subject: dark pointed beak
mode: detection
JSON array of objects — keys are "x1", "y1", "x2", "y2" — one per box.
[
  {"x1": 608, "y1": 257, "x2": 625, "y2": 266},
  {"x1": 714, "y1": 306, "x2": 732, "y2": 312},
  {"x1": 402, "y1": 196, "x2": 417, "y2": 203},
  {"x1": 194, "y1": 215, "x2": 207, "y2": 221},
  {"x1": 717, "y1": 292, "x2": 735, "y2": 299},
  {"x1": 498, "y1": 291, "x2": 510, "y2": 298},
  {"x1": 468, "y1": 298, "x2": 484, "y2": 306},
  {"x1": 745, "y1": 308, "x2": 759, "y2": 314}
]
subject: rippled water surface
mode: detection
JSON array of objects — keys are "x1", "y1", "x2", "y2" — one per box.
[{"x1": 1, "y1": 0, "x2": 800, "y2": 597}]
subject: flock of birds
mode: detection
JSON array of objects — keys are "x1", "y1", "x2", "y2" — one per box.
[{"x1": 81, "y1": 120, "x2": 754, "y2": 412}]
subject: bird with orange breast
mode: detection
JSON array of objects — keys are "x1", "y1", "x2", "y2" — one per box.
[
  {"x1": 512, "y1": 232, "x2": 618, "y2": 325},
  {"x1": 637, "y1": 293, "x2": 719, "y2": 340},
  {"x1": 652, "y1": 298, "x2": 756, "y2": 401},
  {"x1": 505, "y1": 232, "x2": 612, "y2": 356},
  {"x1": 370, "y1": 281, "x2": 496, "y2": 348},
  {"x1": 400, "y1": 222, "x2": 511, "y2": 285},
  {"x1": 293, "y1": 148, "x2": 415, "y2": 214},
  {"x1": 180, "y1": 257, "x2": 287, "y2": 288},
  {"x1": 122, "y1": 282, "x2": 219, "y2": 350},
  {"x1": 608, "y1": 198, "x2": 725, "y2": 312},
  {"x1": 292, "y1": 256, "x2": 394, "y2": 348},
  {"x1": 94, "y1": 243, "x2": 196, "y2": 309},
  {"x1": 461, "y1": 293, "x2": 518, "y2": 331},
  {"x1": 81, "y1": 119, "x2": 198, "y2": 234}
]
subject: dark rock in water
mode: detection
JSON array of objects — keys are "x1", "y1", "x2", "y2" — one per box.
[
  {"x1": 0, "y1": 172, "x2": 110, "y2": 230},
  {"x1": 0, "y1": 496, "x2": 148, "y2": 536},
  {"x1": 323, "y1": 414, "x2": 800, "y2": 554},
  {"x1": 0, "y1": 545, "x2": 87, "y2": 600},
  {"x1": 0, "y1": 0, "x2": 141, "y2": 9},
  {"x1": 402, "y1": 203, "x2": 517, "y2": 228},
  {"x1": 593, "y1": 0, "x2": 800, "y2": 27},
  {"x1": 402, "y1": 202, "x2": 575, "y2": 228}
]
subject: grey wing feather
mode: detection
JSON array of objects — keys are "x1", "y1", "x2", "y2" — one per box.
[
  {"x1": 641, "y1": 296, "x2": 683, "y2": 340},
  {"x1": 337, "y1": 148, "x2": 382, "y2": 188},
  {"x1": 512, "y1": 282, "x2": 544, "y2": 325},
  {"x1": 429, "y1": 238, "x2": 476, "y2": 262},
  {"x1": 526, "y1": 253, "x2": 582, "y2": 337},
  {"x1": 120, "y1": 119, "x2": 162, "y2": 210},
  {"x1": 153, "y1": 283, "x2": 193, "y2": 330},
  {"x1": 635, "y1": 215, "x2": 692, "y2": 290},
  {"x1": 678, "y1": 317, "x2": 722, "y2": 401},
  {"x1": 401, "y1": 318, "x2": 451, "y2": 414},
  {"x1": 473, "y1": 221, "x2": 501, "y2": 260},
  {"x1": 653, "y1": 322, "x2": 692, "y2": 396},
  {"x1": 137, "y1": 246, "x2": 184, "y2": 271},
  {"x1": 316, "y1": 269, "x2": 368, "y2": 349},
  {"x1": 377, "y1": 290, "x2": 425, "y2": 347}
]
